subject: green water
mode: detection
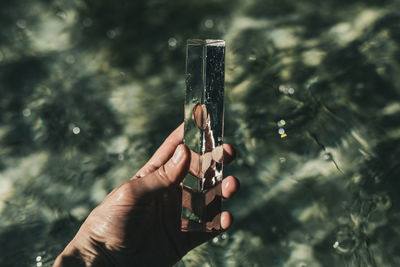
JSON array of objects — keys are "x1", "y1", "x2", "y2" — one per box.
[{"x1": 1, "y1": 0, "x2": 400, "y2": 266}]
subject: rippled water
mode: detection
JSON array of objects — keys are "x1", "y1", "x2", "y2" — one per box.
[{"x1": 1, "y1": 0, "x2": 400, "y2": 266}]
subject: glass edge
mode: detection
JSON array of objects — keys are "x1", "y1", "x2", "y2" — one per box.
[
  {"x1": 205, "y1": 39, "x2": 225, "y2": 46},
  {"x1": 187, "y1": 39, "x2": 225, "y2": 46}
]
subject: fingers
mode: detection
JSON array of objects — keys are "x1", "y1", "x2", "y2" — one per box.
[
  {"x1": 131, "y1": 144, "x2": 190, "y2": 201},
  {"x1": 222, "y1": 144, "x2": 236, "y2": 165},
  {"x1": 222, "y1": 176, "x2": 240, "y2": 199},
  {"x1": 183, "y1": 211, "x2": 233, "y2": 251},
  {"x1": 133, "y1": 123, "x2": 236, "y2": 180},
  {"x1": 221, "y1": 211, "x2": 233, "y2": 230},
  {"x1": 182, "y1": 176, "x2": 238, "y2": 251},
  {"x1": 133, "y1": 124, "x2": 184, "y2": 179},
  {"x1": 189, "y1": 144, "x2": 236, "y2": 178}
]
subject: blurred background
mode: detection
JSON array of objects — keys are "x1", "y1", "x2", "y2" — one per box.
[{"x1": 1, "y1": 0, "x2": 400, "y2": 266}]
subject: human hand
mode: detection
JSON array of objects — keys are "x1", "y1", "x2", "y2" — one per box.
[{"x1": 53, "y1": 124, "x2": 239, "y2": 267}]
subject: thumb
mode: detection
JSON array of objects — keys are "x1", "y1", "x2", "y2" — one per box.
[{"x1": 134, "y1": 144, "x2": 190, "y2": 200}]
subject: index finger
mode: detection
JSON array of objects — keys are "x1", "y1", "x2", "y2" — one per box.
[{"x1": 133, "y1": 123, "x2": 184, "y2": 179}]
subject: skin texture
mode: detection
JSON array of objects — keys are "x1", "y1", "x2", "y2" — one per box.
[{"x1": 53, "y1": 124, "x2": 239, "y2": 267}]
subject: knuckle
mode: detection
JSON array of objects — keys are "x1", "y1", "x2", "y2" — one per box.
[
  {"x1": 115, "y1": 182, "x2": 135, "y2": 200},
  {"x1": 156, "y1": 165, "x2": 172, "y2": 187},
  {"x1": 148, "y1": 161, "x2": 158, "y2": 172}
]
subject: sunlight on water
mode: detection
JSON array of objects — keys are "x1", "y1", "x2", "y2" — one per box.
[
  {"x1": 168, "y1": 37, "x2": 178, "y2": 49},
  {"x1": 1, "y1": 0, "x2": 400, "y2": 266}
]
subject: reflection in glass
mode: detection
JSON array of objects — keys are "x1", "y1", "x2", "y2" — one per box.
[{"x1": 182, "y1": 39, "x2": 225, "y2": 232}]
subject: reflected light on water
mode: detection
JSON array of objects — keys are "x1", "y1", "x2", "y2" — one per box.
[
  {"x1": 168, "y1": 37, "x2": 177, "y2": 49},
  {"x1": 333, "y1": 241, "x2": 339, "y2": 249},
  {"x1": 277, "y1": 119, "x2": 286, "y2": 127},
  {"x1": 323, "y1": 152, "x2": 333, "y2": 161},
  {"x1": 204, "y1": 19, "x2": 214, "y2": 29},
  {"x1": 248, "y1": 54, "x2": 256, "y2": 61},
  {"x1": 278, "y1": 127, "x2": 287, "y2": 138},
  {"x1": 16, "y1": 19, "x2": 27, "y2": 29},
  {"x1": 22, "y1": 108, "x2": 31, "y2": 117},
  {"x1": 35, "y1": 255, "x2": 42, "y2": 267},
  {"x1": 279, "y1": 85, "x2": 295, "y2": 95},
  {"x1": 72, "y1": 126, "x2": 80, "y2": 135},
  {"x1": 212, "y1": 232, "x2": 229, "y2": 246},
  {"x1": 107, "y1": 28, "x2": 120, "y2": 39},
  {"x1": 333, "y1": 226, "x2": 359, "y2": 256},
  {"x1": 1, "y1": 0, "x2": 399, "y2": 266}
]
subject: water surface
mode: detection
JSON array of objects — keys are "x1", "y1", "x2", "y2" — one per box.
[{"x1": 0, "y1": 0, "x2": 400, "y2": 266}]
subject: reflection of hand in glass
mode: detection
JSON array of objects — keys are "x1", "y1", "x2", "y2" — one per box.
[
  {"x1": 193, "y1": 103, "x2": 208, "y2": 131},
  {"x1": 54, "y1": 124, "x2": 239, "y2": 267},
  {"x1": 192, "y1": 103, "x2": 222, "y2": 189}
]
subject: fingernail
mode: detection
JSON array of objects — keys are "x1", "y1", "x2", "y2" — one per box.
[
  {"x1": 221, "y1": 215, "x2": 226, "y2": 225},
  {"x1": 224, "y1": 180, "x2": 230, "y2": 190},
  {"x1": 172, "y1": 145, "x2": 184, "y2": 164}
]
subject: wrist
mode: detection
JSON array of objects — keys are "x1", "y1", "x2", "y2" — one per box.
[
  {"x1": 54, "y1": 234, "x2": 108, "y2": 267},
  {"x1": 53, "y1": 242, "x2": 88, "y2": 267}
]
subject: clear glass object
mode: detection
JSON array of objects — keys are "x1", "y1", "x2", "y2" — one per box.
[{"x1": 181, "y1": 39, "x2": 225, "y2": 232}]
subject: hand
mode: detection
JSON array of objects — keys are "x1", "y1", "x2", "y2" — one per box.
[{"x1": 53, "y1": 124, "x2": 239, "y2": 267}]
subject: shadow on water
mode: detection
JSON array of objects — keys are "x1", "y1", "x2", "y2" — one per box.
[
  {"x1": 74, "y1": 0, "x2": 236, "y2": 77},
  {"x1": 0, "y1": 216, "x2": 82, "y2": 267},
  {"x1": 0, "y1": 57, "x2": 48, "y2": 156}
]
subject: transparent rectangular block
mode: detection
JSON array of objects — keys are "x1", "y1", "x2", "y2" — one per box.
[{"x1": 181, "y1": 39, "x2": 225, "y2": 232}]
